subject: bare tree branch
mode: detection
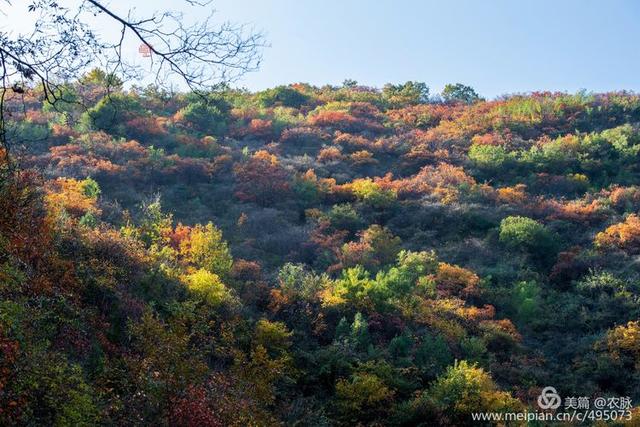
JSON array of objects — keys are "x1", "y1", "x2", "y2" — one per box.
[{"x1": 0, "y1": 0, "x2": 265, "y2": 156}]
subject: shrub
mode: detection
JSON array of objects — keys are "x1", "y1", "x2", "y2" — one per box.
[
  {"x1": 428, "y1": 360, "x2": 522, "y2": 424},
  {"x1": 256, "y1": 86, "x2": 310, "y2": 108},
  {"x1": 334, "y1": 373, "x2": 394, "y2": 423},
  {"x1": 499, "y1": 216, "x2": 557, "y2": 259},
  {"x1": 351, "y1": 178, "x2": 397, "y2": 209}
]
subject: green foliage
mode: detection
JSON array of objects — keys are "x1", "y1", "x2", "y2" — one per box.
[
  {"x1": 388, "y1": 332, "x2": 412, "y2": 360},
  {"x1": 79, "y1": 211, "x2": 98, "y2": 228},
  {"x1": 85, "y1": 93, "x2": 143, "y2": 134},
  {"x1": 177, "y1": 98, "x2": 229, "y2": 135},
  {"x1": 8, "y1": 81, "x2": 640, "y2": 426},
  {"x1": 441, "y1": 83, "x2": 482, "y2": 104},
  {"x1": 351, "y1": 179, "x2": 397, "y2": 209},
  {"x1": 254, "y1": 319, "x2": 293, "y2": 358},
  {"x1": 256, "y1": 85, "x2": 310, "y2": 108},
  {"x1": 327, "y1": 203, "x2": 363, "y2": 232},
  {"x1": 382, "y1": 81, "x2": 430, "y2": 107},
  {"x1": 499, "y1": 215, "x2": 557, "y2": 259},
  {"x1": 469, "y1": 144, "x2": 512, "y2": 172},
  {"x1": 334, "y1": 372, "x2": 393, "y2": 423},
  {"x1": 349, "y1": 312, "x2": 371, "y2": 351},
  {"x1": 79, "y1": 68, "x2": 124, "y2": 88},
  {"x1": 277, "y1": 263, "x2": 327, "y2": 300},
  {"x1": 81, "y1": 177, "x2": 101, "y2": 199},
  {"x1": 134, "y1": 197, "x2": 173, "y2": 247},
  {"x1": 414, "y1": 334, "x2": 453, "y2": 378},
  {"x1": 511, "y1": 280, "x2": 541, "y2": 322},
  {"x1": 428, "y1": 360, "x2": 522, "y2": 425}
]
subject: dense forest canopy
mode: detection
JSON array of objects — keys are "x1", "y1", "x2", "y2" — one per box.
[{"x1": 1, "y1": 75, "x2": 640, "y2": 425}]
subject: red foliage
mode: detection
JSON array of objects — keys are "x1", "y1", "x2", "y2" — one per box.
[
  {"x1": 308, "y1": 110, "x2": 383, "y2": 133},
  {"x1": 387, "y1": 103, "x2": 463, "y2": 129},
  {"x1": 549, "y1": 247, "x2": 588, "y2": 286},
  {"x1": 231, "y1": 259, "x2": 262, "y2": 281},
  {"x1": 233, "y1": 150, "x2": 290, "y2": 206},
  {"x1": 234, "y1": 118, "x2": 275, "y2": 140},
  {"x1": 167, "y1": 385, "x2": 223, "y2": 427},
  {"x1": 125, "y1": 116, "x2": 167, "y2": 139}
]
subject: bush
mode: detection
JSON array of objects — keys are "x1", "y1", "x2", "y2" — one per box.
[
  {"x1": 499, "y1": 216, "x2": 557, "y2": 260},
  {"x1": 256, "y1": 86, "x2": 310, "y2": 108},
  {"x1": 428, "y1": 360, "x2": 522, "y2": 425},
  {"x1": 469, "y1": 144, "x2": 513, "y2": 173},
  {"x1": 175, "y1": 100, "x2": 228, "y2": 135},
  {"x1": 334, "y1": 373, "x2": 393, "y2": 423},
  {"x1": 351, "y1": 179, "x2": 397, "y2": 209}
]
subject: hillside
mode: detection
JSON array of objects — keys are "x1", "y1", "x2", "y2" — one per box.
[{"x1": 1, "y1": 76, "x2": 640, "y2": 425}]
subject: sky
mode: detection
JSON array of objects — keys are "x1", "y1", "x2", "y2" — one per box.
[{"x1": 3, "y1": 0, "x2": 640, "y2": 98}]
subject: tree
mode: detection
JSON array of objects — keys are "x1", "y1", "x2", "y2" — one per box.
[
  {"x1": 174, "y1": 94, "x2": 230, "y2": 135},
  {"x1": 605, "y1": 321, "x2": 640, "y2": 370},
  {"x1": 441, "y1": 83, "x2": 482, "y2": 104},
  {"x1": 350, "y1": 312, "x2": 372, "y2": 351},
  {"x1": 382, "y1": 81, "x2": 430, "y2": 107},
  {"x1": 0, "y1": 0, "x2": 264, "y2": 154},
  {"x1": 341, "y1": 225, "x2": 402, "y2": 270},
  {"x1": 469, "y1": 144, "x2": 513, "y2": 173},
  {"x1": 334, "y1": 373, "x2": 394, "y2": 423},
  {"x1": 182, "y1": 269, "x2": 232, "y2": 306},
  {"x1": 180, "y1": 222, "x2": 233, "y2": 277},
  {"x1": 85, "y1": 93, "x2": 144, "y2": 135}
]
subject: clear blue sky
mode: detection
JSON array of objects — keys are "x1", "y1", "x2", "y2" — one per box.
[
  {"x1": 205, "y1": 0, "x2": 640, "y2": 98},
  {"x1": 3, "y1": 0, "x2": 640, "y2": 98}
]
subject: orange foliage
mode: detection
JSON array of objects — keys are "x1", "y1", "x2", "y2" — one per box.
[
  {"x1": 435, "y1": 262, "x2": 480, "y2": 297},
  {"x1": 386, "y1": 103, "x2": 463, "y2": 129},
  {"x1": 608, "y1": 186, "x2": 640, "y2": 210},
  {"x1": 309, "y1": 111, "x2": 383, "y2": 133},
  {"x1": 471, "y1": 132, "x2": 509, "y2": 146},
  {"x1": 125, "y1": 116, "x2": 167, "y2": 138},
  {"x1": 377, "y1": 163, "x2": 476, "y2": 203},
  {"x1": 45, "y1": 177, "x2": 101, "y2": 218},
  {"x1": 496, "y1": 184, "x2": 528, "y2": 205},
  {"x1": 595, "y1": 214, "x2": 640, "y2": 253},
  {"x1": 317, "y1": 146, "x2": 343, "y2": 162},
  {"x1": 168, "y1": 223, "x2": 193, "y2": 250},
  {"x1": 234, "y1": 118, "x2": 274, "y2": 139},
  {"x1": 333, "y1": 132, "x2": 370, "y2": 151},
  {"x1": 233, "y1": 150, "x2": 290, "y2": 205},
  {"x1": 350, "y1": 150, "x2": 377, "y2": 165}
]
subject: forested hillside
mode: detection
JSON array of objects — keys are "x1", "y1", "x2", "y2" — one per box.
[{"x1": 1, "y1": 74, "x2": 640, "y2": 425}]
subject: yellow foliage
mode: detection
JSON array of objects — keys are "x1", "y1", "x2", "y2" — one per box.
[
  {"x1": 181, "y1": 269, "x2": 231, "y2": 306},
  {"x1": 606, "y1": 321, "x2": 640, "y2": 369}
]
